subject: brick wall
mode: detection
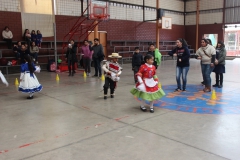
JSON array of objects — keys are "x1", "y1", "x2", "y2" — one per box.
[
  {"x1": 0, "y1": 11, "x2": 22, "y2": 42},
  {"x1": 185, "y1": 24, "x2": 224, "y2": 50},
  {"x1": 0, "y1": 11, "x2": 223, "y2": 53}
]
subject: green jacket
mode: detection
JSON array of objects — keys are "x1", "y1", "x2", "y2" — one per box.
[{"x1": 154, "y1": 48, "x2": 162, "y2": 65}]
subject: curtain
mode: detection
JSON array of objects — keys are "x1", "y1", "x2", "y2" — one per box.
[{"x1": 20, "y1": 0, "x2": 54, "y2": 37}]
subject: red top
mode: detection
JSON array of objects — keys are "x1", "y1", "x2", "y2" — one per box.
[{"x1": 136, "y1": 64, "x2": 159, "y2": 93}]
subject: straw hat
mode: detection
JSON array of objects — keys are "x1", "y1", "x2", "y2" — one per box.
[{"x1": 108, "y1": 53, "x2": 122, "y2": 58}]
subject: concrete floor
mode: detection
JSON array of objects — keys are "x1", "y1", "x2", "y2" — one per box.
[{"x1": 0, "y1": 58, "x2": 240, "y2": 160}]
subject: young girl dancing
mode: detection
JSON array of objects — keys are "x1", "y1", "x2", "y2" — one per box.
[
  {"x1": 18, "y1": 55, "x2": 42, "y2": 99},
  {"x1": 130, "y1": 54, "x2": 165, "y2": 113}
]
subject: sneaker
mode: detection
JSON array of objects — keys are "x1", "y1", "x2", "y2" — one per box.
[
  {"x1": 140, "y1": 106, "x2": 147, "y2": 112},
  {"x1": 150, "y1": 108, "x2": 154, "y2": 113},
  {"x1": 175, "y1": 88, "x2": 182, "y2": 92}
]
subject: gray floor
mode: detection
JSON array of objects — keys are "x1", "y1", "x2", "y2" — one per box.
[{"x1": 0, "y1": 58, "x2": 240, "y2": 160}]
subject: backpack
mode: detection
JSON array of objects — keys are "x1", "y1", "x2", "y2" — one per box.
[
  {"x1": 50, "y1": 62, "x2": 56, "y2": 72},
  {"x1": 47, "y1": 59, "x2": 55, "y2": 72}
]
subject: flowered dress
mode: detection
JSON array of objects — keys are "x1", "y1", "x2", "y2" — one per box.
[
  {"x1": 18, "y1": 63, "x2": 42, "y2": 93},
  {"x1": 130, "y1": 63, "x2": 165, "y2": 101}
]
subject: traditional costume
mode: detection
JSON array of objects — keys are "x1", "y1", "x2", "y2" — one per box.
[
  {"x1": 130, "y1": 63, "x2": 165, "y2": 112},
  {"x1": 18, "y1": 62, "x2": 42, "y2": 99},
  {"x1": 102, "y1": 53, "x2": 122, "y2": 99}
]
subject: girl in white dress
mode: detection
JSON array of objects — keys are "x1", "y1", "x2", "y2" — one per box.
[{"x1": 18, "y1": 55, "x2": 42, "y2": 99}]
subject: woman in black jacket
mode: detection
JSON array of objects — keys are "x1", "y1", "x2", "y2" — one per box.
[
  {"x1": 168, "y1": 38, "x2": 190, "y2": 91},
  {"x1": 66, "y1": 39, "x2": 77, "y2": 76},
  {"x1": 212, "y1": 41, "x2": 226, "y2": 88}
]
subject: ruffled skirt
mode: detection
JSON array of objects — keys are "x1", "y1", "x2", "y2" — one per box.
[
  {"x1": 130, "y1": 87, "x2": 165, "y2": 101},
  {"x1": 18, "y1": 73, "x2": 42, "y2": 93}
]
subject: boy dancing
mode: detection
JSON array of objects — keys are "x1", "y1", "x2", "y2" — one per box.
[{"x1": 102, "y1": 53, "x2": 122, "y2": 100}]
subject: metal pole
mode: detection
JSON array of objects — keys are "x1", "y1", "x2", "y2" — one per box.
[
  {"x1": 143, "y1": 0, "x2": 145, "y2": 21},
  {"x1": 53, "y1": 23, "x2": 57, "y2": 68},
  {"x1": 52, "y1": 0, "x2": 57, "y2": 68},
  {"x1": 156, "y1": 0, "x2": 159, "y2": 49},
  {"x1": 196, "y1": 0, "x2": 199, "y2": 51}
]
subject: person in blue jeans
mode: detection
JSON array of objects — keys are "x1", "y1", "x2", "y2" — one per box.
[
  {"x1": 169, "y1": 38, "x2": 190, "y2": 91},
  {"x1": 196, "y1": 39, "x2": 216, "y2": 92}
]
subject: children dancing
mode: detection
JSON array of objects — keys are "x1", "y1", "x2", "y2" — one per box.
[
  {"x1": 130, "y1": 54, "x2": 165, "y2": 113},
  {"x1": 102, "y1": 53, "x2": 122, "y2": 100},
  {"x1": 18, "y1": 55, "x2": 42, "y2": 99}
]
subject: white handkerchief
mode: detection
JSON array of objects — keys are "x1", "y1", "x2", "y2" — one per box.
[
  {"x1": 0, "y1": 71, "x2": 9, "y2": 87},
  {"x1": 137, "y1": 83, "x2": 146, "y2": 92},
  {"x1": 35, "y1": 66, "x2": 41, "y2": 73},
  {"x1": 111, "y1": 72, "x2": 120, "y2": 81}
]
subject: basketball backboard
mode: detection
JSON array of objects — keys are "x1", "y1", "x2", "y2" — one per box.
[
  {"x1": 162, "y1": 17, "x2": 172, "y2": 29},
  {"x1": 87, "y1": 0, "x2": 110, "y2": 20}
]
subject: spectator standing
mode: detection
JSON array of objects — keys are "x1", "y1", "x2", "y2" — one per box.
[
  {"x1": 66, "y1": 40, "x2": 77, "y2": 76},
  {"x1": 81, "y1": 40, "x2": 93, "y2": 76},
  {"x1": 212, "y1": 41, "x2": 226, "y2": 88},
  {"x1": 92, "y1": 38, "x2": 104, "y2": 77}
]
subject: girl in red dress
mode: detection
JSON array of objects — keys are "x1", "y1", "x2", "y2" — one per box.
[{"x1": 130, "y1": 54, "x2": 165, "y2": 113}]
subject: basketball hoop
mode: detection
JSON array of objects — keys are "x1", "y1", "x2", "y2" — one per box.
[{"x1": 88, "y1": 0, "x2": 110, "y2": 21}]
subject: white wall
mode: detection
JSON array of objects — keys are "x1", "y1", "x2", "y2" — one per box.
[
  {"x1": 0, "y1": 0, "x2": 20, "y2": 12},
  {"x1": 186, "y1": 0, "x2": 224, "y2": 25}
]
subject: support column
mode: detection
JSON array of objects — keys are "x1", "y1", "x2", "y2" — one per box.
[
  {"x1": 196, "y1": 0, "x2": 200, "y2": 51},
  {"x1": 156, "y1": 0, "x2": 160, "y2": 49},
  {"x1": 94, "y1": 20, "x2": 99, "y2": 39}
]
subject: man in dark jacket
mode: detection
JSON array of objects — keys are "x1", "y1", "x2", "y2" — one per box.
[
  {"x1": 132, "y1": 47, "x2": 143, "y2": 83},
  {"x1": 92, "y1": 38, "x2": 104, "y2": 77},
  {"x1": 66, "y1": 39, "x2": 77, "y2": 76}
]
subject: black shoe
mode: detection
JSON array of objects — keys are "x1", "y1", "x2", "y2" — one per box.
[
  {"x1": 212, "y1": 84, "x2": 219, "y2": 87},
  {"x1": 175, "y1": 88, "x2": 182, "y2": 92},
  {"x1": 218, "y1": 85, "x2": 223, "y2": 88},
  {"x1": 182, "y1": 89, "x2": 186, "y2": 92},
  {"x1": 150, "y1": 108, "x2": 154, "y2": 113},
  {"x1": 73, "y1": 70, "x2": 76, "y2": 73},
  {"x1": 104, "y1": 96, "x2": 107, "y2": 100},
  {"x1": 140, "y1": 106, "x2": 147, "y2": 112},
  {"x1": 93, "y1": 75, "x2": 98, "y2": 77},
  {"x1": 27, "y1": 96, "x2": 33, "y2": 99},
  {"x1": 201, "y1": 81, "x2": 205, "y2": 85},
  {"x1": 111, "y1": 95, "x2": 114, "y2": 98}
]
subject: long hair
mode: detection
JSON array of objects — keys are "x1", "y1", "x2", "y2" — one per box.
[
  {"x1": 178, "y1": 38, "x2": 188, "y2": 47},
  {"x1": 144, "y1": 54, "x2": 153, "y2": 63},
  {"x1": 206, "y1": 39, "x2": 212, "y2": 45},
  {"x1": 24, "y1": 55, "x2": 34, "y2": 73},
  {"x1": 216, "y1": 41, "x2": 225, "y2": 48},
  {"x1": 23, "y1": 29, "x2": 29, "y2": 38}
]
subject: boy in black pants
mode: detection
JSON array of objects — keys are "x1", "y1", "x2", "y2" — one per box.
[
  {"x1": 102, "y1": 53, "x2": 122, "y2": 100},
  {"x1": 132, "y1": 47, "x2": 143, "y2": 83}
]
